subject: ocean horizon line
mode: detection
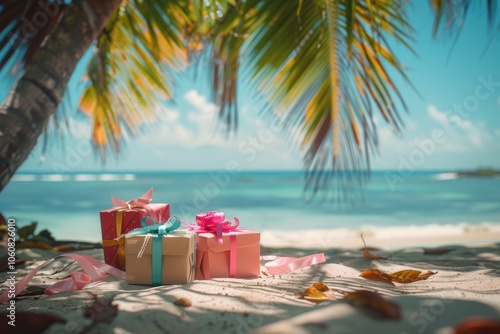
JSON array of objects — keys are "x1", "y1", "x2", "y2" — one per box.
[{"x1": 14, "y1": 169, "x2": 473, "y2": 175}]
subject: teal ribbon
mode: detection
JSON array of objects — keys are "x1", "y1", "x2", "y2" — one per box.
[{"x1": 128, "y1": 216, "x2": 180, "y2": 286}]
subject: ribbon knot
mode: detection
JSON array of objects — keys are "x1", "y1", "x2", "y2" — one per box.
[
  {"x1": 128, "y1": 216, "x2": 181, "y2": 236},
  {"x1": 187, "y1": 211, "x2": 239, "y2": 244}
]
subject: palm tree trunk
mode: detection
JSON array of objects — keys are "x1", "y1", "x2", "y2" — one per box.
[{"x1": 0, "y1": 0, "x2": 122, "y2": 191}]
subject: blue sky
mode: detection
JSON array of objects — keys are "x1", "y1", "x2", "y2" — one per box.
[{"x1": 11, "y1": 2, "x2": 500, "y2": 173}]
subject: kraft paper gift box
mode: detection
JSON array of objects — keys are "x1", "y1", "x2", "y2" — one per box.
[
  {"x1": 195, "y1": 230, "x2": 261, "y2": 280},
  {"x1": 124, "y1": 218, "x2": 195, "y2": 285},
  {"x1": 99, "y1": 188, "x2": 170, "y2": 270}
]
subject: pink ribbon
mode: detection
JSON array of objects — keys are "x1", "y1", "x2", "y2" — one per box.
[
  {"x1": 261, "y1": 253, "x2": 326, "y2": 275},
  {"x1": 0, "y1": 254, "x2": 125, "y2": 303},
  {"x1": 111, "y1": 188, "x2": 153, "y2": 210},
  {"x1": 184, "y1": 211, "x2": 240, "y2": 245}
]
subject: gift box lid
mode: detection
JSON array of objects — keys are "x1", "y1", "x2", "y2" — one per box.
[
  {"x1": 196, "y1": 230, "x2": 260, "y2": 252},
  {"x1": 100, "y1": 203, "x2": 170, "y2": 238},
  {"x1": 125, "y1": 232, "x2": 194, "y2": 256}
]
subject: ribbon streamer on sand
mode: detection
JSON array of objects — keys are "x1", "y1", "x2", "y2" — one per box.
[
  {"x1": 0, "y1": 254, "x2": 125, "y2": 303},
  {"x1": 261, "y1": 253, "x2": 326, "y2": 275}
]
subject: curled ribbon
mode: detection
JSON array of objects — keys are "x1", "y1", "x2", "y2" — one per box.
[
  {"x1": 261, "y1": 253, "x2": 326, "y2": 275},
  {"x1": 0, "y1": 254, "x2": 125, "y2": 303},
  {"x1": 184, "y1": 211, "x2": 239, "y2": 244}
]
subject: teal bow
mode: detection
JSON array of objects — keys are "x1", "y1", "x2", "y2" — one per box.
[
  {"x1": 128, "y1": 216, "x2": 181, "y2": 286},
  {"x1": 128, "y1": 216, "x2": 181, "y2": 236}
]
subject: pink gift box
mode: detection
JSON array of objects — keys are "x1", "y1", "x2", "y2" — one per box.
[
  {"x1": 195, "y1": 230, "x2": 260, "y2": 280},
  {"x1": 99, "y1": 189, "x2": 170, "y2": 270}
]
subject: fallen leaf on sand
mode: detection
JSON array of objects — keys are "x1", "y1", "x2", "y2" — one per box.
[
  {"x1": 454, "y1": 317, "x2": 500, "y2": 334},
  {"x1": 173, "y1": 297, "x2": 192, "y2": 307},
  {"x1": 343, "y1": 290, "x2": 401, "y2": 319},
  {"x1": 360, "y1": 269, "x2": 437, "y2": 284},
  {"x1": 0, "y1": 311, "x2": 65, "y2": 334},
  {"x1": 361, "y1": 234, "x2": 391, "y2": 260},
  {"x1": 0, "y1": 258, "x2": 27, "y2": 272},
  {"x1": 390, "y1": 269, "x2": 437, "y2": 283},
  {"x1": 295, "y1": 282, "x2": 335, "y2": 304},
  {"x1": 358, "y1": 269, "x2": 395, "y2": 285},
  {"x1": 83, "y1": 294, "x2": 118, "y2": 331},
  {"x1": 424, "y1": 248, "x2": 452, "y2": 255}
]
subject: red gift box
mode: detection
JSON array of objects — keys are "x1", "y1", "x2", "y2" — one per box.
[{"x1": 99, "y1": 188, "x2": 170, "y2": 270}]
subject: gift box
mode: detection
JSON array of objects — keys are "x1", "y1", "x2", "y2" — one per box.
[
  {"x1": 186, "y1": 211, "x2": 261, "y2": 280},
  {"x1": 125, "y1": 217, "x2": 195, "y2": 285},
  {"x1": 99, "y1": 188, "x2": 170, "y2": 270},
  {"x1": 195, "y1": 230, "x2": 260, "y2": 279}
]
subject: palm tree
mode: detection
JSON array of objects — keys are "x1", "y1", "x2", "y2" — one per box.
[{"x1": 0, "y1": 0, "x2": 497, "y2": 197}]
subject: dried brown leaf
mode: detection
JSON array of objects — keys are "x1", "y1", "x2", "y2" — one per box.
[
  {"x1": 0, "y1": 258, "x2": 26, "y2": 272},
  {"x1": 0, "y1": 311, "x2": 65, "y2": 334},
  {"x1": 361, "y1": 234, "x2": 391, "y2": 260},
  {"x1": 173, "y1": 297, "x2": 192, "y2": 307},
  {"x1": 454, "y1": 317, "x2": 500, "y2": 334},
  {"x1": 360, "y1": 268, "x2": 437, "y2": 284},
  {"x1": 295, "y1": 282, "x2": 335, "y2": 304},
  {"x1": 359, "y1": 269, "x2": 395, "y2": 285},
  {"x1": 343, "y1": 290, "x2": 401, "y2": 319},
  {"x1": 83, "y1": 294, "x2": 118, "y2": 330},
  {"x1": 390, "y1": 269, "x2": 437, "y2": 283}
]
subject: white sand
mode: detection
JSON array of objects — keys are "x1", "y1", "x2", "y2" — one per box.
[{"x1": 1, "y1": 229, "x2": 500, "y2": 334}]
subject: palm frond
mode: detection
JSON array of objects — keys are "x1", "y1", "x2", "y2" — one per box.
[
  {"x1": 430, "y1": 0, "x2": 499, "y2": 35},
  {"x1": 211, "y1": 0, "x2": 415, "y2": 199},
  {"x1": 0, "y1": 0, "x2": 65, "y2": 71},
  {"x1": 79, "y1": 0, "x2": 191, "y2": 158}
]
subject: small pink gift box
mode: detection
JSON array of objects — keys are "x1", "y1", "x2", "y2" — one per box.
[
  {"x1": 195, "y1": 230, "x2": 260, "y2": 280},
  {"x1": 186, "y1": 211, "x2": 260, "y2": 280}
]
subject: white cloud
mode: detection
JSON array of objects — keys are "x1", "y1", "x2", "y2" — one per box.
[
  {"x1": 426, "y1": 104, "x2": 493, "y2": 150},
  {"x1": 140, "y1": 90, "x2": 231, "y2": 148},
  {"x1": 427, "y1": 105, "x2": 448, "y2": 128},
  {"x1": 495, "y1": 129, "x2": 500, "y2": 137},
  {"x1": 184, "y1": 90, "x2": 217, "y2": 114}
]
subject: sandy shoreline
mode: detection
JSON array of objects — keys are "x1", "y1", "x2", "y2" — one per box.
[
  {"x1": 1, "y1": 228, "x2": 499, "y2": 333},
  {"x1": 262, "y1": 223, "x2": 500, "y2": 249}
]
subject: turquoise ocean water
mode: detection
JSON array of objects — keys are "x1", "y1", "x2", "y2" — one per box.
[{"x1": 0, "y1": 171, "x2": 499, "y2": 242}]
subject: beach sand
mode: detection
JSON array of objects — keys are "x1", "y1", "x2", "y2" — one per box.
[{"x1": 1, "y1": 227, "x2": 499, "y2": 334}]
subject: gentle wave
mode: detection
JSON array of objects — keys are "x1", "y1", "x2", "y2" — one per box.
[
  {"x1": 433, "y1": 172, "x2": 458, "y2": 180},
  {"x1": 12, "y1": 173, "x2": 136, "y2": 182}
]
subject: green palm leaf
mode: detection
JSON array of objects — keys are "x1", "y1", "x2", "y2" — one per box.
[
  {"x1": 211, "y1": 0, "x2": 415, "y2": 199},
  {"x1": 79, "y1": 0, "x2": 191, "y2": 158}
]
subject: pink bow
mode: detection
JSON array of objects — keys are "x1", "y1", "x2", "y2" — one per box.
[
  {"x1": 111, "y1": 188, "x2": 153, "y2": 209},
  {"x1": 186, "y1": 211, "x2": 240, "y2": 244}
]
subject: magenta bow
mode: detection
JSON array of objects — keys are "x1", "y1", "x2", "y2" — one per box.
[
  {"x1": 111, "y1": 188, "x2": 153, "y2": 209},
  {"x1": 187, "y1": 211, "x2": 240, "y2": 244}
]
